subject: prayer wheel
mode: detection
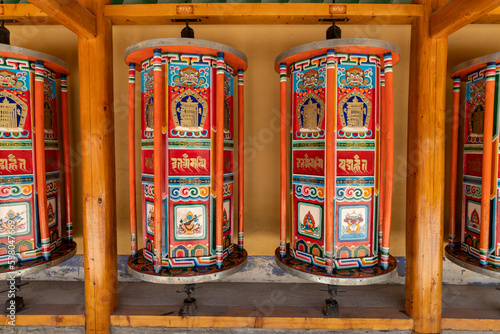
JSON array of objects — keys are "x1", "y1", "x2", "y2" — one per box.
[
  {"x1": 447, "y1": 53, "x2": 500, "y2": 278},
  {"x1": 125, "y1": 38, "x2": 247, "y2": 281},
  {"x1": 274, "y1": 38, "x2": 400, "y2": 283},
  {"x1": 0, "y1": 44, "x2": 75, "y2": 275}
]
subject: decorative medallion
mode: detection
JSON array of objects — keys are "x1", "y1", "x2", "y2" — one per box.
[
  {"x1": 466, "y1": 200, "x2": 481, "y2": 234},
  {"x1": 297, "y1": 202, "x2": 322, "y2": 240},
  {"x1": 0, "y1": 202, "x2": 29, "y2": 237},
  {"x1": 296, "y1": 93, "x2": 325, "y2": 133},
  {"x1": 171, "y1": 90, "x2": 208, "y2": 132},
  {"x1": 298, "y1": 69, "x2": 323, "y2": 90},
  {"x1": 174, "y1": 204, "x2": 206, "y2": 240},
  {"x1": 173, "y1": 66, "x2": 206, "y2": 87},
  {"x1": 0, "y1": 91, "x2": 28, "y2": 132},
  {"x1": 339, "y1": 90, "x2": 372, "y2": 133},
  {"x1": 339, "y1": 205, "x2": 368, "y2": 241},
  {"x1": 340, "y1": 66, "x2": 370, "y2": 87},
  {"x1": 0, "y1": 70, "x2": 23, "y2": 89}
]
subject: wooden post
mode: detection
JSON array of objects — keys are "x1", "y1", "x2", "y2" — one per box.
[
  {"x1": 152, "y1": 49, "x2": 163, "y2": 274},
  {"x1": 34, "y1": 60, "x2": 51, "y2": 261},
  {"x1": 478, "y1": 62, "x2": 496, "y2": 266},
  {"x1": 128, "y1": 63, "x2": 137, "y2": 258},
  {"x1": 381, "y1": 53, "x2": 394, "y2": 270},
  {"x1": 238, "y1": 69, "x2": 244, "y2": 251},
  {"x1": 405, "y1": 0, "x2": 448, "y2": 333},
  {"x1": 61, "y1": 74, "x2": 73, "y2": 242},
  {"x1": 216, "y1": 52, "x2": 225, "y2": 269},
  {"x1": 78, "y1": 0, "x2": 117, "y2": 332},
  {"x1": 325, "y1": 49, "x2": 336, "y2": 275},
  {"x1": 279, "y1": 62, "x2": 287, "y2": 259},
  {"x1": 449, "y1": 76, "x2": 461, "y2": 247}
]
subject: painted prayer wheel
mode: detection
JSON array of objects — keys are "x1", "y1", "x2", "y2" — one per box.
[
  {"x1": 125, "y1": 38, "x2": 247, "y2": 282},
  {"x1": 0, "y1": 44, "x2": 76, "y2": 275},
  {"x1": 447, "y1": 53, "x2": 500, "y2": 278},
  {"x1": 274, "y1": 39, "x2": 400, "y2": 283}
]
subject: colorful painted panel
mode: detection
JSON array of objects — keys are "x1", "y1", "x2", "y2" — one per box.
[
  {"x1": 139, "y1": 50, "x2": 237, "y2": 268},
  {"x1": 289, "y1": 51, "x2": 380, "y2": 268},
  {"x1": 0, "y1": 55, "x2": 67, "y2": 265}
]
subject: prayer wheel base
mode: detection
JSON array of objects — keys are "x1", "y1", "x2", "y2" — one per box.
[
  {"x1": 445, "y1": 244, "x2": 500, "y2": 279},
  {"x1": 0, "y1": 240, "x2": 77, "y2": 280},
  {"x1": 274, "y1": 244, "x2": 397, "y2": 285},
  {"x1": 127, "y1": 245, "x2": 248, "y2": 284}
]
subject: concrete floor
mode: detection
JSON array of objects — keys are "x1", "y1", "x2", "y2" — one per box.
[{"x1": 0, "y1": 281, "x2": 498, "y2": 333}]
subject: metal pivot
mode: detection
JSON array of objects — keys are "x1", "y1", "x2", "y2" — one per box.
[
  {"x1": 172, "y1": 19, "x2": 201, "y2": 39},
  {"x1": 177, "y1": 284, "x2": 200, "y2": 316},
  {"x1": 320, "y1": 285, "x2": 344, "y2": 317},
  {"x1": 1, "y1": 277, "x2": 28, "y2": 314},
  {"x1": 319, "y1": 18, "x2": 350, "y2": 40}
]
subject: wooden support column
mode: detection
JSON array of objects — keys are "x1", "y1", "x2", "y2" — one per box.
[
  {"x1": 78, "y1": 0, "x2": 117, "y2": 333},
  {"x1": 405, "y1": 0, "x2": 447, "y2": 333}
]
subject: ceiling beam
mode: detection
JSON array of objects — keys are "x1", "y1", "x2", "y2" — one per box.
[
  {"x1": 431, "y1": 0, "x2": 500, "y2": 38},
  {"x1": 29, "y1": 0, "x2": 96, "y2": 39}
]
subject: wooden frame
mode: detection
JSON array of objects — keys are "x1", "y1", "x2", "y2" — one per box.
[{"x1": 1, "y1": 1, "x2": 499, "y2": 333}]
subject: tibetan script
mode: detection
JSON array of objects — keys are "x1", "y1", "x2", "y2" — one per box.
[
  {"x1": 0, "y1": 154, "x2": 27, "y2": 173},
  {"x1": 339, "y1": 155, "x2": 368, "y2": 174},
  {"x1": 171, "y1": 154, "x2": 207, "y2": 173},
  {"x1": 296, "y1": 154, "x2": 324, "y2": 171}
]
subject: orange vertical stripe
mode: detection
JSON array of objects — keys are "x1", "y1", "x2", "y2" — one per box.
[
  {"x1": 449, "y1": 77, "x2": 461, "y2": 246},
  {"x1": 128, "y1": 63, "x2": 137, "y2": 257},
  {"x1": 279, "y1": 62, "x2": 287, "y2": 258},
  {"x1": 153, "y1": 50, "x2": 163, "y2": 273}
]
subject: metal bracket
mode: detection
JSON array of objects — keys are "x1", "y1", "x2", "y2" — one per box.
[
  {"x1": 320, "y1": 285, "x2": 345, "y2": 317},
  {"x1": 177, "y1": 284, "x2": 200, "y2": 316}
]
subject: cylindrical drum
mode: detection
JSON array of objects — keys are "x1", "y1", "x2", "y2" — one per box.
[
  {"x1": 447, "y1": 53, "x2": 500, "y2": 277},
  {"x1": 0, "y1": 45, "x2": 75, "y2": 271},
  {"x1": 125, "y1": 38, "x2": 247, "y2": 280},
  {"x1": 275, "y1": 39, "x2": 400, "y2": 281}
]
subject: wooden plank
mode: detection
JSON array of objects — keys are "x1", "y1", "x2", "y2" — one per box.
[
  {"x1": 431, "y1": 0, "x2": 500, "y2": 38},
  {"x1": 0, "y1": 4, "x2": 57, "y2": 24},
  {"x1": 29, "y1": 0, "x2": 96, "y2": 38},
  {"x1": 78, "y1": 0, "x2": 117, "y2": 333},
  {"x1": 474, "y1": 6, "x2": 500, "y2": 24},
  {"x1": 0, "y1": 315, "x2": 85, "y2": 327},
  {"x1": 442, "y1": 318, "x2": 500, "y2": 331},
  {"x1": 110, "y1": 315, "x2": 413, "y2": 330},
  {"x1": 104, "y1": 3, "x2": 423, "y2": 25},
  {"x1": 405, "y1": 0, "x2": 447, "y2": 333}
]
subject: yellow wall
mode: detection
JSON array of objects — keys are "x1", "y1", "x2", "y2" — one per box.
[{"x1": 8, "y1": 23, "x2": 500, "y2": 258}]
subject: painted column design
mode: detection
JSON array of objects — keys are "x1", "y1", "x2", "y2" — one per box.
[
  {"x1": 279, "y1": 62, "x2": 287, "y2": 259},
  {"x1": 479, "y1": 62, "x2": 496, "y2": 266},
  {"x1": 152, "y1": 49, "x2": 163, "y2": 273},
  {"x1": 449, "y1": 76, "x2": 461, "y2": 247},
  {"x1": 215, "y1": 52, "x2": 225, "y2": 269},
  {"x1": 325, "y1": 49, "x2": 336, "y2": 275},
  {"x1": 128, "y1": 62, "x2": 138, "y2": 258},
  {"x1": 35, "y1": 60, "x2": 51, "y2": 261},
  {"x1": 238, "y1": 69, "x2": 245, "y2": 252},
  {"x1": 381, "y1": 52, "x2": 394, "y2": 270},
  {"x1": 61, "y1": 74, "x2": 73, "y2": 242}
]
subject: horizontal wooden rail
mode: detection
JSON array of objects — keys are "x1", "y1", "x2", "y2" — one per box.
[{"x1": 104, "y1": 3, "x2": 423, "y2": 25}]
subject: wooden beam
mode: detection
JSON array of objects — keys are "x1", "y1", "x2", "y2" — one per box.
[
  {"x1": 111, "y1": 315, "x2": 413, "y2": 330},
  {"x1": 405, "y1": 0, "x2": 447, "y2": 333},
  {"x1": 0, "y1": 4, "x2": 57, "y2": 24},
  {"x1": 431, "y1": 0, "x2": 500, "y2": 38},
  {"x1": 104, "y1": 3, "x2": 423, "y2": 25},
  {"x1": 475, "y1": 6, "x2": 500, "y2": 23},
  {"x1": 0, "y1": 315, "x2": 85, "y2": 327},
  {"x1": 78, "y1": 0, "x2": 117, "y2": 333},
  {"x1": 29, "y1": 0, "x2": 96, "y2": 38}
]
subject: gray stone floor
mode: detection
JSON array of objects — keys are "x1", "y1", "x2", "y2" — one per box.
[{"x1": 0, "y1": 281, "x2": 498, "y2": 333}]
